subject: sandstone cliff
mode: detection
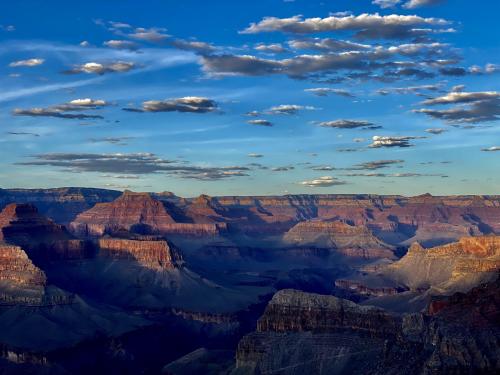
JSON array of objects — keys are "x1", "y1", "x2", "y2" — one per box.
[
  {"x1": 98, "y1": 238, "x2": 183, "y2": 270},
  {"x1": 70, "y1": 191, "x2": 176, "y2": 236},
  {"x1": 283, "y1": 220, "x2": 395, "y2": 258},
  {"x1": 385, "y1": 236, "x2": 500, "y2": 291}
]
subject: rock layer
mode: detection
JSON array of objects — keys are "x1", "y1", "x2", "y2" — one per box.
[
  {"x1": 283, "y1": 220, "x2": 395, "y2": 258},
  {"x1": 97, "y1": 238, "x2": 183, "y2": 270}
]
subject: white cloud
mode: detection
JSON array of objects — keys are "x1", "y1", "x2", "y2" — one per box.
[{"x1": 9, "y1": 58, "x2": 45, "y2": 67}]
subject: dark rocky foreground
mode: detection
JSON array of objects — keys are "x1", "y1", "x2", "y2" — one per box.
[{"x1": 0, "y1": 188, "x2": 498, "y2": 374}]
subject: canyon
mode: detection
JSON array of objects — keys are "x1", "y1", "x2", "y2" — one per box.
[{"x1": 0, "y1": 188, "x2": 498, "y2": 374}]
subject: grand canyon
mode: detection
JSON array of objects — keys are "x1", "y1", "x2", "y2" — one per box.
[
  {"x1": 1, "y1": 0, "x2": 499, "y2": 373},
  {"x1": 0, "y1": 188, "x2": 498, "y2": 373}
]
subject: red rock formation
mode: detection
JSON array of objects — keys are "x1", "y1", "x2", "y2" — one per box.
[
  {"x1": 283, "y1": 220, "x2": 395, "y2": 258},
  {"x1": 0, "y1": 243, "x2": 46, "y2": 286},
  {"x1": 385, "y1": 236, "x2": 500, "y2": 290},
  {"x1": 97, "y1": 238, "x2": 183, "y2": 270},
  {"x1": 70, "y1": 191, "x2": 176, "y2": 236},
  {"x1": 70, "y1": 191, "x2": 227, "y2": 237},
  {"x1": 0, "y1": 203, "x2": 71, "y2": 246}
]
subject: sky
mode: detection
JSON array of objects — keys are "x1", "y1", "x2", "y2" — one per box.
[{"x1": 0, "y1": 0, "x2": 499, "y2": 197}]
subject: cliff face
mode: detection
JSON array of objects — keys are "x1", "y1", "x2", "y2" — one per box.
[
  {"x1": 0, "y1": 203, "x2": 71, "y2": 243},
  {"x1": 0, "y1": 243, "x2": 46, "y2": 287},
  {"x1": 256, "y1": 289, "x2": 400, "y2": 336},
  {"x1": 385, "y1": 236, "x2": 500, "y2": 290},
  {"x1": 236, "y1": 279, "x2": 500, "y2": 375},
  {"x1": 70, "y1": 191, "x2": 176, "y2": 236},
  {"x1": 70, "y1": 191, "x2": 227, "y2": 237},
  {"x1": 98, "y1": 238, "x2": 183, "y2": 270},
  {"x1": 283, "y1": 220, "x2": 395, "y2": 259}
]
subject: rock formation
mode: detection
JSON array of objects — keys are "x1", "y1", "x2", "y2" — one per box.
[
  {"x1": 0, "y1": 243, "x2": 46, "y2": 287},
  {"x1": 98, "y1": 238, "x2": 183, "y2": 270},
  {"x1": 385, "y1": 236, "x2": 500, "y2": 291},
  {"x1": 70, "y1": 191, "x2": 176, "y2": 236},
  {"x1": 235, "y1": 278, "x2": 500, "y2": 374},
  {"x1": 283, "y1": 220, "x2": 395, "y2": 258}
]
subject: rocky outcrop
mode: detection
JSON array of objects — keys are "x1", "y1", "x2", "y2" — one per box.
[
  {"x1": 70, "y1": 191, "x2": 227, "y2": 237},
  {"x1": 235, "y1": 278, "x2": 500, "y2": 374},
  {"x1": 0, "y1": 243, "x2": 46, "y2": 287},
  {"x1": 70, "y1": 191, "x2": 176, "y2": 236},
  {"x1": 256, "y1": 289, "x2": 400, "y2": 336},
  {"x1": 0, "y1": 203, "x2": 71, "y2": 246},
  {"x1": 283, "y1": 220, "x2": 395, "y2": 259},
  {"x1": 385, "y1": 236, "x2": 500, "y2": 290},
  {"x1": 97, "y1": 238, "x2": 183, "y2": 270}
]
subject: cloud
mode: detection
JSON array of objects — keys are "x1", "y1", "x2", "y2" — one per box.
[
  {"x1": 17, "y1": 152, "x2": 251, "y2": 180},
  {"x1": 169, "y1": 38, "x2": 216, "y2": 53},
  {"x1": 6, "y1": 132, "x2": 40, "y2": 137},
  {"x1": 311, "y1": 165, "x2": 336, "y2": 171},
  {"x1": 124, "y1": 96, "x2": 218, "y2": 113},
  {"x1": 1, "y1": 24, "x2": 15, "y2": 32},
  {"x1": 425, "y1": 128, "x2": 447, "y2": 134},
  {"x1": 272, "y1": 166, "x2": 295, "y2": 171},
  {"x1": 247, "y1": 119, "x2": 272, "y2": 126},
  {"x1": 255, "y1": 43, "x2": 287, "y2": 53},
  {"x1": 349, "y1": 159, "x2": 404, "y2": 170},
  {"x1": 248, "y1": 153, "x2": 264, "y2": 158},
  {"x1": 201, "y1": 42, "x2": 454, "y2": 79},
  {"x1": 372, "y1": 0, "x2": 401, "y2": 9},
  {"x1": 369, "y1": 135, "x2": 424, "y2": 148},
  {"x1": 65, "y1": 61, "x2": 136, "y2": 75},
  {"x1": 267, "y1": 104, "x2": 316, "y2": 115},
  {"x1": 439, "y1": 67, "x2": 467, "y2": 76},
  {"x1": 421, "y1": 91, "x2": 500, "y2": 105},
  {"x1": 480, "y1": 146, "x2": 500, "y2": 152},
  {"x1": 9, "y1": 58, "x2": 44, "y2": 67},
  {"x1": 305, "y1": 88, "x2": 355, "y2": 97},
  {"x1": 89, "y1": 137, "x2": 134, "y2": 145},
  {"x1": 240, "y1": 13, "x2": 451, "y2": 40},
  {"x1": 317, "y1": 119, "x2": 374, "y2": 129},
  {"x1": 288, "y1": 38, "x2": 370, "y2": 51},
  {"x1": 376, "y1": 84, "x2": 441, "y2": 95},
  {"x1": 13, "y1": 98, "x2": 109, "y2": 120},
  {"x1": 300, "y1": 176, "x2": 346, "y2": 187},
  {"x1": 343, "y1": 172, "x2": 446, "y2": 177},
  {"x1": 103, "y1": 40, "x2": 139, "y2": 50},
  {"x1": 415, "y1": 90, "x2": 500, "y2": 123},
  {"x1": 128, "y1": 27, "x2": 170, "y2": 42},
  {"x1": 403, "y1": 0, "x2": 444, "y2": 9}
]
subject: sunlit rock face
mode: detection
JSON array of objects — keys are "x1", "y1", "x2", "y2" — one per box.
[
  {"x1": 97, "y1": 238, "x2": 183, "y2": 270},
  {"x1": 70, "y1": 191, "x2": 176, "y2": 236},
  {"x1": 283, "y1": 220, "x2": 396, "y2": 259},
  {"x1": 70, "y1": 191, "x2": 227, "y2": 237},
  {"x1": 385, "y1": 236, "x2": 500, "y2": 291}
]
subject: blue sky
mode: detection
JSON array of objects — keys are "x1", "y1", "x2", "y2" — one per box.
[{"x1": 0, "y1": 0, "x2": 499, "y2": 196}]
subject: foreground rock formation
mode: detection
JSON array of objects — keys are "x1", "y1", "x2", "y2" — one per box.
[{"x1": 235, "y1": 277, "x2": 500, "y2": 374}]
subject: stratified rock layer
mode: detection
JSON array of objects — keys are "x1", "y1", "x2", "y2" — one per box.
[
  {"x1": 385, "y1": 236, "x2": 500, "y2": 290},
  {"x1": 70, "y1": 191, "x2": 176, "y2": 236},
  {"x1": 235, "y1": 278, "x2": 500, "y2": 374},
  {"x1": 0, "y1": 243, "x2": 46, "y2": 287},
  {"x1": 98, "y1": 238, "x2": 183, "y2": 270},
  {"x1": 283, "y1": 220, "x2": 395, "y2": 258}
]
